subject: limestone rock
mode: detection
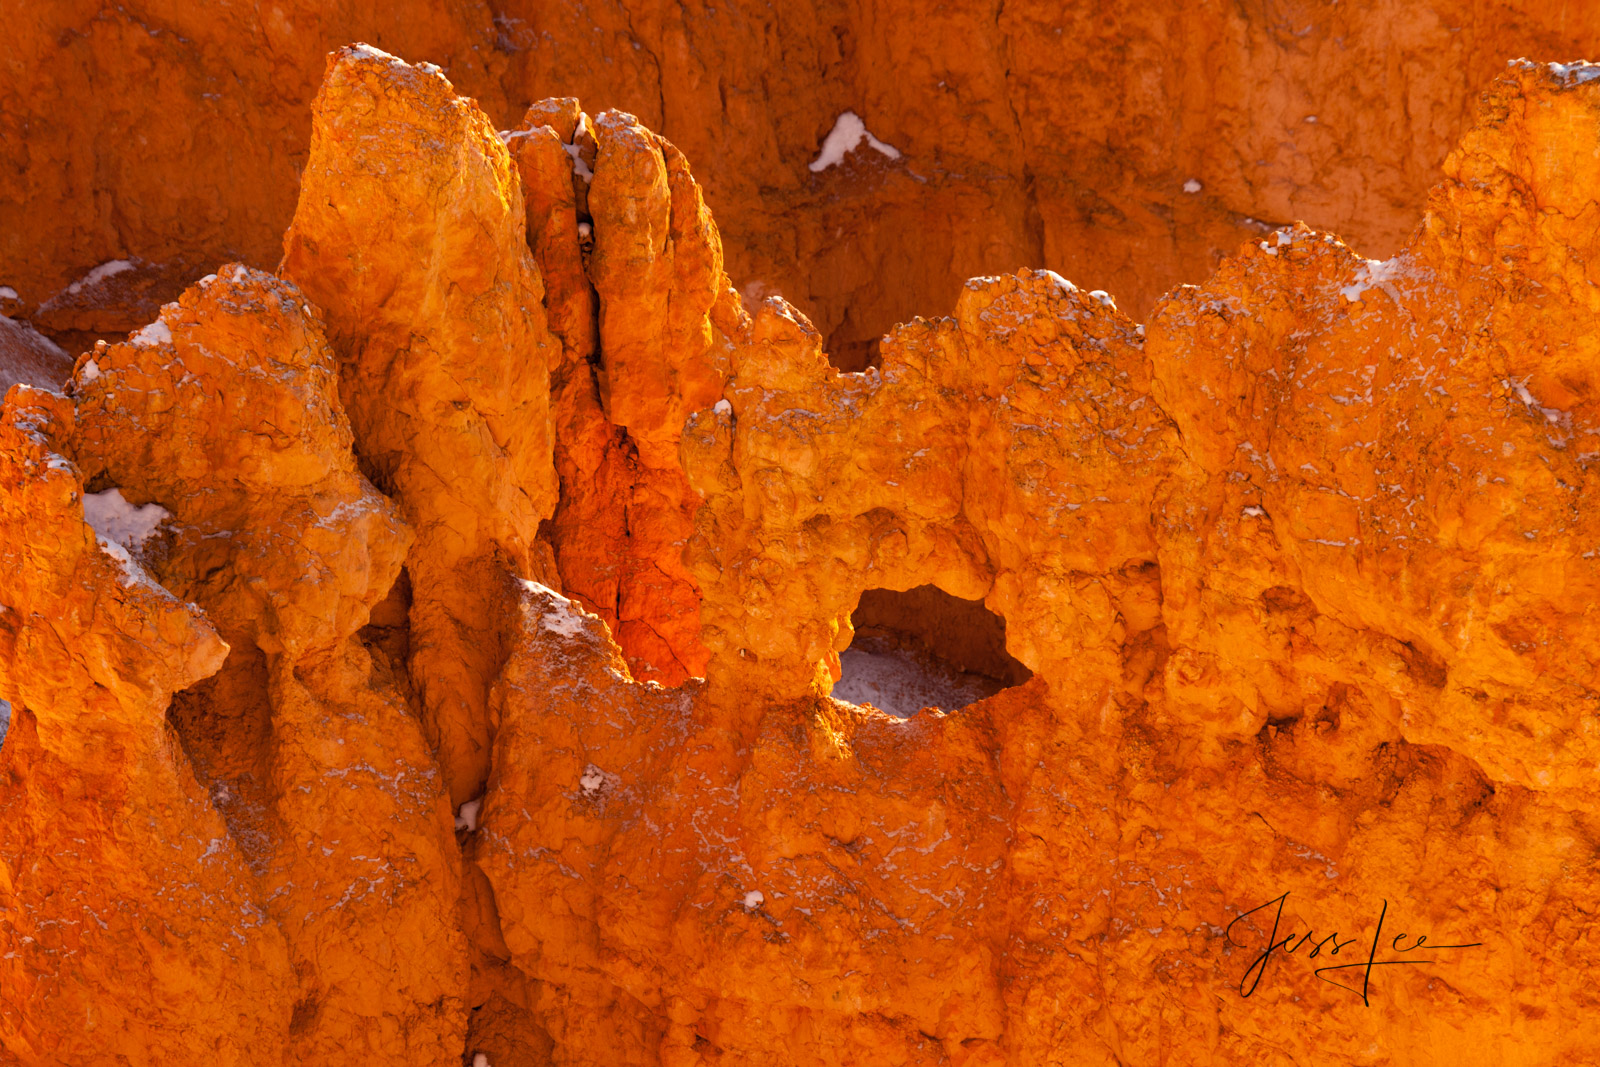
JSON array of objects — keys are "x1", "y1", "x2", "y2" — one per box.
[
  {"x1": 280, "y1": 44, "x2": 559, "y2": 806},
  {"x1": 7, "y1": 3, "x2": 1600, "y2": 361},
  {"x1": 507, "y1": 98, "x2": 737, "y2": 684},
  {"x1": 4, "y1": 35, "x2": 1600, "y2": 1067},
  {"x1": 67, "y1": 266, "x2": 468, "y2": 1062},
  {"x1": 0, "y1": 387, "x2": 293, "y2": 1066},
  {"x1": 0, "y1": 317, "x2": 70, "y2": 393}
]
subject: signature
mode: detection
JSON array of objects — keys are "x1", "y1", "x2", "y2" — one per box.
[{"x1": 1225, "y1": 892, "x2": 1482, "y2": 1005}]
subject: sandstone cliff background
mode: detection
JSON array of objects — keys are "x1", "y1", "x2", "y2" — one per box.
[
  {"x1": 4, "y1": 1, "x2": 1600, "y2": 364},
  {"x1": 2, "y1": 4, "x2": 1600, "y2": 1067}
]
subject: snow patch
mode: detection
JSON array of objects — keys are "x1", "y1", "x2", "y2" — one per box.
[
  {"x1": 713, "y1": 399, "x2": 732, "y2": 415},
  {"x1": 579, "y1": 764, "x2": 607, "y2": 796},
  {"x1": 131, "y1": 316, "x2": 173, "y2": 347},
  {"x1": 83, "y1": 488, "x2": 169, "y2": 551},
  {"x1": 455, "y1": 798, "x2": 482, "y2": 832},
  {"x1": 563, "y1": 142, "x2": 594, "y2": 181},
  {"x1": 519, "y1": 580, "x2": 588, "y2": 637},
  {"x1": 1087, "y1": 289, "x2": 1117, "y2": 310},
  {"x1": 0, "y1": 699, "x2": 9, "y2": 747},
  {"x1": 473, "y1": 1055, "x2": 492, "y2": 1067},
  {"x1": 65, "y1": 260, "x2": 134, "y2": 296},
  {"x1": 348, "y1": 43, "x2": 407, "y2": 67},
  {"x1": 1182, "y1": 178, "x2": 1202, "y2": 194},
  {"x1": 0, "y1": 286, "x2": 16, "y2": 300},
  {"x1": 1547, "y1": 60, "x2": 1600, "y2": 85},
  {"x1": 1341, "y1": 258, "x2": 1403, "y2": 303},
  {"x1": 1509, "y1": 378, "x2": 1565, "y2": 425},
  {"x1": 832, "y1": 646, "x2": 999, "y2": 718},
  {"x1": 742, "y1": 890, "x2": 765, "y2": 909},
  {"x1": 80, "y1": 358, "x2": 101, "y2": 382},
  {"x1": 1041, "y1": 270, "x2": 1078, "y2": 294},
  {"x1": 808, "y1": 111, "x2": 902, "y2": 172},
  {"x1": 1242, "y1": 505, "x2": 1266, "y2": 518}
]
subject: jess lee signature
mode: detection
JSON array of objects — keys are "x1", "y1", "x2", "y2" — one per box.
[{"x1": 1225, "y1": 892, "x2": 1483, "y2": 1005}]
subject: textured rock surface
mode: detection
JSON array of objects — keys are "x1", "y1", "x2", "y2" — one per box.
[
  {"x1": 506, "y1": 98, "x2": 739, "y2": 684},
  {"x1": 5, "y1": 2, "x2": 1600, "y2": 365},
  {"x1": 2, "y1": 36, "x2": 1600, "y2": 1067},
  {"x1": 0, "y1": 317, "x2": 70, "y2": 393},
  {"x1": 280, "y1": 46, "x2": 559, "y2": 806},
  {"x1": 67, "y1": 267, "x2": 467, "y2": 1062},
  {"x1": 0, "y1": 387, "x2": 293, "y2": 1064}
]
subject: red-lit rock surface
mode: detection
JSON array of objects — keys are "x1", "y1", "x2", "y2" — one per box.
[
  {"x1": 3, "y1": 39, "x2": 1600, "y2": 1067},
  {"x1": 5, "y1": 3, "x2": 1600, "y2": 365}
]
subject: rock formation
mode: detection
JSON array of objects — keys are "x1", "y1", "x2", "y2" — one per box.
[
  {"x1": 2, "y1": 35, "x2": 1599, "y2": 1067},
  {"x1": 6, "y1": 3, "x2": 1600, "y2": 364}
]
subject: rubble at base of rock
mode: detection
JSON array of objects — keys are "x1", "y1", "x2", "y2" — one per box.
[{"x1": 1, "y1": 40, "x2": 1598, "y2": 1067}]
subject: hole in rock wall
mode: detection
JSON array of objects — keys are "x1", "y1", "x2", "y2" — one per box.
[
  {"x1": 826, "y1": 331, "x2": 881, "y2": 373},
  {"x1": 831, "y1": 585, "x2": 1031, "y2": 717}
]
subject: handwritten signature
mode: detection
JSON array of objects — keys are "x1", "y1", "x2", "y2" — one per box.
[{"x1": 1225, "y1": 892, "x2": 1482, "y2": 1005}]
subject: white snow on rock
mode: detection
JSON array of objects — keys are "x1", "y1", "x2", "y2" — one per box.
[
  {"x1": 713, "y1": 399, "x2": 732, "y2": 415},
  {"x1": 1341, "y1": 257, "x2": 1403, "y2": 303},
  {"x1": 1182, "y1": 178, "x2": 1202, "y2": 193},
  {"x1": 455, "y1": 797, "x2": 483, "y2": 832},
  {"x1": 579, "y1": 764, "x2": 607, "y2": 795},
  {"x1": 473, "y1": 1054, "x2": 492, "y2": 1067},
  {"x1": 1041, "y1": 270, "x2": 1078, "y2": 295},
  {"x1": 348, "y1": 42, "x2": 408, "y2": 67},
  {"x1": 0, "y1": 699, "x2": 10, "y2": 747},
  {"x1": 519, "y1": 580, "x2": 589, "y2": 637},
  {"x1": 64, "y1": 259, "x2": 134, "y2": 296},
  {"x1": 84, "y1": 488, "x2": 170, "y2": 553},
  {"x1": 808, "y1": 111, "x2": 902, "y2": 172},
  {"x1": 0, "y1": 314, "x2": 71, "y2": 392},
  {"x1": 742, "y1": 890, "x2": 765, "y2": 909},
  {"x1": 0, "y1": 286, "x2": 16, "y2": 300},
  {"x1": 563, "y1": 142, "x2": 594, "y2": 181},
  {"x1": 130, "y1": 308, "x2": 175, "y2": 347},
  {"x1": 832, "y1": 646, "x2": 999, "y2": 718},
  {"x1": 1546, "y1": 60, "x2": 1600, "y2": 85}
]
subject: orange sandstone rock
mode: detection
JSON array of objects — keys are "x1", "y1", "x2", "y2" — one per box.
[
  {"x1": 468, "y1": 59, "x2": 1600, "y2": 1065},
  {"x1": 280, "y1": 45, "x2": 559, "y2": 806},
  {"x1": 506, "y1": 97, "x2": 739, "y2": 684},
  {"x1": 66, "y1": 266, "x2": 468, "y2": 1062},
  {"x1": 0, "y1": 388, "x2": 293, "y2": 1065},
  {"x1": 4, "y1": 39, "x2": 1600, "y2": 1067},
  {"x1": 7, "y1": 4, "x2": 1600, "y2": 362}
]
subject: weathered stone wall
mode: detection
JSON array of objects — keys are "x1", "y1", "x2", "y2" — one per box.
[
  {"x1": 4, "y1": 2, "x2": 1600, "y2": 359},
  {"x1": 1, "y1": 35, "x2": 1598, "y2": 1067}
]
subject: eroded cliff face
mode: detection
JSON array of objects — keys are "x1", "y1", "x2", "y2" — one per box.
[
  {"x1": 5, "y1": 2, "x2": 1600, "y2": 366},
  {"x1": 2, "y1": 40, "x2": 1600, "y2": 1067}
]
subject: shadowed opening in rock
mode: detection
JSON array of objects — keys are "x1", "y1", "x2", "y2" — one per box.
[{"x1": 832, "y1": 586, "x2": 1031, "y2": 717}]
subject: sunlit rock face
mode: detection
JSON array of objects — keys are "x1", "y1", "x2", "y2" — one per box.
[
  {"x1": 5, "y1": 4, "x2": 1600, "y2": 365},
  {"x1": 2, "y1": 40, "x2": 1600, "y2": 1067}
]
